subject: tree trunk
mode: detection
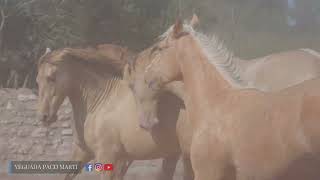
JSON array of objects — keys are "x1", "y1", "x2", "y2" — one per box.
[{"x1": 0, "y1": 8, "x2": 6, "y2": 54}]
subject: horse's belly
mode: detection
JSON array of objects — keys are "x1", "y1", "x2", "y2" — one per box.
[{"x1": 121, "y1": 129, "x2": 178, "y2": 160}]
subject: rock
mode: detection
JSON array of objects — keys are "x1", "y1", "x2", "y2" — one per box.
[
  {"x1": 32, "y1": 120, "x2": 41, "y2": 126},
  {"x1": 0, "y1": 141, "x2": 8, "y2": 155},
  {"x1": 51, "y1": 139, "x2": 62, "y2": 149},
  {"x1": 59, "y1": 115, "x2": 71, "y2": 121},
  {"x1": 26, "y1": 103, "x2": 38, "y2": 110},
  {"x1": 64, "y1": 108, "x2": 72, "y2": 114},
  {"x1": 62, "y1": 129, "x2": 73, "y2": 136},
  {"x1": 57, "y1": 141, "x2": 72, "y2": 156},
  {"x1": 18, "y1": 144, "x2": 32, "y2": 154},
  {"x1": 6, "y1": 101, "x2": 13, "y2": 110},
  {"x1": 31, "y1": 127, "x2": 48, "y2": 137},
  {"x1": 32, "y1": 145, "x2": 44, "y2": 155},
  {"x1": 17, "y1": 129, "x2": 29, "y2": 137},
  {"x1": 61, "y1": 122, "x2": 70, "y2": 128},
  {"x1": 57, "y1": 149, "x2": 70, "y2": 156},
  {"x1": 50, "y1": 123, "x2": 59, "y2": 129},
  {"x1": 62, "y1": 99, "x2": 70, "y2": 106},
  {"x1": 17, "y1": 94, "x2": 37, "y2": 101},
  {"x1": 1, "y1": 155, "x2": 7, "y2": 160}
]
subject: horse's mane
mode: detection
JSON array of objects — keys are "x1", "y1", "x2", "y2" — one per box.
[
  {"x1": 37, "y1": 44, "x2": 135, "y2": 77},
  {"x1": 159, "y1": 23, "x2": 246, "y2": 88}
]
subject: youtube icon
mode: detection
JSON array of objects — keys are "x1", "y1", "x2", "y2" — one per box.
[{"x1": 104, "y1": 164, "x2": 113, "y2": 171}]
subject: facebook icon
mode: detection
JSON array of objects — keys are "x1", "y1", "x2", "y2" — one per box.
[{"x1": 84, "y1": 163, "x2": 93, "y2": 172}]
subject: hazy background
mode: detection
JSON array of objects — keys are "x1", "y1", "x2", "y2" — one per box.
[{"x1": 0, "y1": 0, "x2": 320, "y2": 88}]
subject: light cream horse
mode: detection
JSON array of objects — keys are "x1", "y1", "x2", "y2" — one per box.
[
  {"x1": 128, "y1": 19, "x2": 320, "y2": 180},
  {"x1": 175, "y1": 15, "x2": 320, "y2": 92},
  {"x1": 36, "y1": 45, "x2": 193, "y2": 180}
]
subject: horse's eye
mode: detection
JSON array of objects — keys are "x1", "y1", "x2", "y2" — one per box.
[{"x1": 147, "y1": 79, "x2": 160, "y2": 91}]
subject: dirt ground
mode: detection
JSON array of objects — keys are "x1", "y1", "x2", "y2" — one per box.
[
  {"x1": 0, "y1": 88, "x2": 185, "y2": 180},
  {"x1": 2, "y1": 88, "x2": 320, "y2": 180}
]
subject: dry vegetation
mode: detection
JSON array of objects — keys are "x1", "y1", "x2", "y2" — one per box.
[{"x1": 0, "y1": 0, "x2": 320, "y2": 88}]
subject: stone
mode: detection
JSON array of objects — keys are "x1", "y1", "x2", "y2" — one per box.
[
  {"x1": 26, "y1": 103, "x2": 38, "y2": 110},
  {"x1": 31, "y1": 127, "x2": 48, "y2": 137},
  {"x1": 57, "y1": 148, "x2": 70, "y2": 156},
  {"x1": 50, "y1": 123, "x2": 59, "y2": 129},
  {"x1": 1, "y1": 155, "x2": 7, "y2": 160},
  {"x1": 32, "y1": 121, "x2": 41, "y2": 126},
  {"x1": 62, "y1": 99, "x2": 70, "y2": 106},
  {"x1": 64, "y1": 108, "x2": 72, "y2": 114},
  {"x1": 62, "y1": 129, "x2": 73, "y2": 136},
  {"x1": 61, "y1": 122, "x2": 70, "y2": 128},
  {"x1": 0, "y1": 141, "x2": 8, "y2": 155},
  {"x1": 32, "y1": 145, "x2": 44, "y2": 155},
  {"x1": 17, "y1": 129, "x2": 29, "y2": 137},
  {"x1": 17, "y1": 94, "x2": 37, "y2": 101},
  {"x1": 17, "y1": 144, "x2": 32, "y2": 154},
  {"x1": 59, "y1": 114, "x2": 71, "y2": 121},
  {"x1": 6, "y1": 101, "x2": 13, "y2": 110}
]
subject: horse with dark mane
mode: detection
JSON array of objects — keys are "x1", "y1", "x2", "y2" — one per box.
[{"x1": 36, "y1": 44, "x2": 193, "y2": 180}]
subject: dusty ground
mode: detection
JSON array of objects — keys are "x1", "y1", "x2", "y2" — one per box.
[
  {"x1": 0, "y1": 88, "x2": 184, "y2": 180},
  {"x1": 2, "y1": 88, "x2": 320, "y2": 180}
]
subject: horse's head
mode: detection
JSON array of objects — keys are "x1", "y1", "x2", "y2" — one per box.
[
  {"x1": 125, "y1": 15, "x2": 198, "y2": 131},
  {"x1": 36, "y1": 49, "x2": 67, "y2": 125}
]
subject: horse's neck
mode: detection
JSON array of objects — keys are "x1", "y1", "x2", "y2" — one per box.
[
  {"x1": 180, "y1": 52, "x2": 232, "y2": 108},
  {"x1": 67, "y1": 76, "x2": 120, "y2": 146},
  {"x1": 69, "y1": 76, "x2": 120, "y2": 116},
  {"x1": 211, "y1": 54, "x2": 249, "y2": 88}
]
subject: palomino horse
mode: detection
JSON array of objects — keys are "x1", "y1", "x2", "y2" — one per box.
[
  {"x1": 128, "y1": 18, "x2": 320, "y2": 180},
  {"x1": 158, "y1": 15, "x2": 320, "y2": 92},
  {"x1": 36, "y1": 45, "x2": 193, "y2": 180}
]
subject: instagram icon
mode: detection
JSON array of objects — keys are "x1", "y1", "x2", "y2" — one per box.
[{"x1": 94, "y1": 163, "x2": 103, "y2": 172}]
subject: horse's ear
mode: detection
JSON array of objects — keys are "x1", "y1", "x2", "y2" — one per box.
[
  {"x1": 125, "y1": 53, "x2": 137, "y2": 72},
  {"x1": 173, "y1": 18, "x2": 184, "y2": 38},
  {"x1": 190, "y1": 13, "x2": 199, "y2": 28},
  {"x1": 123, "y1": 64, "x2": 130, "y2": 80},
  {"x1": 45, "y1": 47, "x2": 52, "y2": 55}
]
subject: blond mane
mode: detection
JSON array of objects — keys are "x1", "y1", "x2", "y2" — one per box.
[{"x1": 159, "y1": 23, "x2": 247, "y2": 88}]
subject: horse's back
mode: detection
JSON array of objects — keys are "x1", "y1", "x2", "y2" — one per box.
[{"x1": 245, "y1": 49, "x2": 320, "y2": 91}]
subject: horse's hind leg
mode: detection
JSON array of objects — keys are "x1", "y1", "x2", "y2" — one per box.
[
  {"x1": 64, "y1": 143, "x2": 93, "y2": 180},
  {"x1": 157, "y1": 155, "x2": 179, "y2": 180},
  {"x1": 113, "y1": 159, "x2": 130, "y2": 180}
]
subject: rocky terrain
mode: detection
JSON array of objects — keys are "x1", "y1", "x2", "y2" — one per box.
[
  {"x1": 3, "y1": 88, "x2": 320, "y2": 180},
  {"x1": 0, "y1": 88, "x2": 184, "y2": 180}
]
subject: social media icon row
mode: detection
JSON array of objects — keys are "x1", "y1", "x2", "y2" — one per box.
[{"x1": 84, "y1": 163, "x2": 113, "y2": 172}]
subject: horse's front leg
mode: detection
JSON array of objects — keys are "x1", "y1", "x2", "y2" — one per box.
[
  {"x1": 182, "y1": 156, "x2": 194, "y2": 180},
  {"x1": 191, "y1": 132, "x2": 229, "y2": 180},
  {"x1": 157, "y1": 155, "x2": 179, "y2": 180},
  {"x1": 64, "y1": 142, "x2": 92, "y2": 180},
  {"x1": 96, "y1": 145, "x2": 127, "y2": 180}
]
